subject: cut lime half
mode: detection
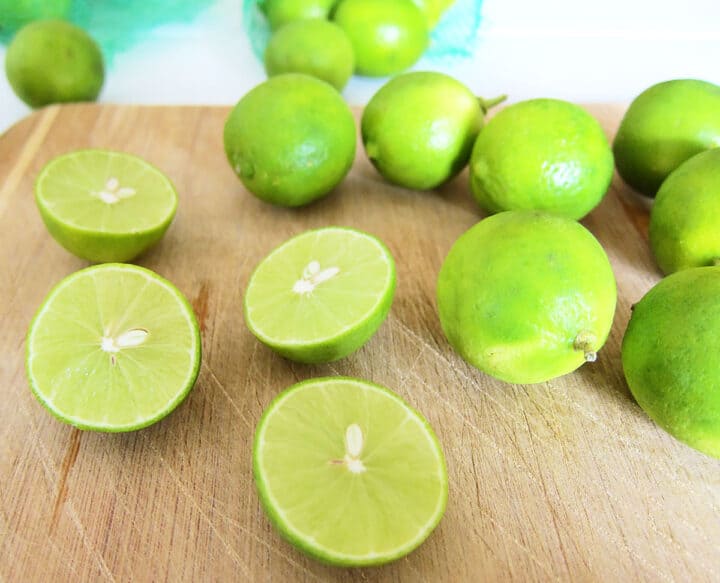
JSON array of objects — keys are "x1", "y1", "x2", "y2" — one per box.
[
  {"x1": 244, "y1": 227, "x2": 396, "y2": 363},
  {"x1": 35, "y1": 149, "x2": 178, "y2": 263},
  {"x1": 253, "y1": 376, "x2": 448, "y2": 566},
  {"x1": 26, "y1": 264, "x2": 201, "y2": 431}
]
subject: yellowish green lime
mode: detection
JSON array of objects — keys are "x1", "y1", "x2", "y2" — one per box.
[
  {"x1": 622, "y1": 267, "x2": 720, "y2": 458},
  {"x1": 253, "y1": 376, "x2": 448, "y2": 565},
  {"x1": 261, "y1": 0, "x2": 338, "y2": 30},
  {"x1": 362, "y1": 71, "x2": 503, "y2": 190},
  {"x1": 614, "y1": 79, "x2": 720, "y2": 198},
  {"x1": 224, "y1": 74, "x2": 356, "y2": 207},
  {"x1": 5, "y1": 19, "x2": 104, "y2": 108},
  {"x1": 26, "y1": 263, "x2": 201, "y2": 432},
  {"x1": 650, "y1": 148, "x2": 720, "y2": 274},
  {"x1": 437, "y1": 211, "x2": 617, "y2": 384},
  {"x1": 244, "y1": 227, "x2": 396, "y2": 363},
  {"x1": 264, "y1": 20, "x2": 354, "y2": 91},
  {"x1": 470, "y1": 98, "x2": 614, "y2": 220},
  {"x1": 333, "y1": 0, "x2": 428, "y2": 77},
  {"x1": 35, "y1": 149, "x2": 178, "y2": 263}
]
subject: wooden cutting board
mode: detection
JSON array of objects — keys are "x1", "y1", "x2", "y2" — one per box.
[{"x1": 1, "y1": 104, "x2": 719, "y2": 583}]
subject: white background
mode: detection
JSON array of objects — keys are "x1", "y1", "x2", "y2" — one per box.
[{"x1": 1, "y1": 0, "x2": 719, "y2": 132}]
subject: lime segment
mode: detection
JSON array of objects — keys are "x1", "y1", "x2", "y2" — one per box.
[
  {"x1": 253, "y1": 377, "x2": 448, "y2": 566},
  {"x1": 26, "y1": 264, "x2": 201, "y2": 431},
  {"x1": 35, "y1": 149, "x2": 178, "y2": 262},
  {"x1": 244, "y1": 227, "x2": 396, "y2": 363}
]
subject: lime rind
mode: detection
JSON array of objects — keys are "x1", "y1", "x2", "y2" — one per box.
[
  {"x1": 26, "y1": 264, "x2": 201, "y2": 432},
  {"x1": 253, "y1": 376, "x2": 448, "y2": 566},
  {"x1": 244, "y1": 227, "x2": 396, "y2": 362}
]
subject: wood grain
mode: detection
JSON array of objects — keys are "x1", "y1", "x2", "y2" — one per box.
[{"x1": 1, "y1": 103, "x2": 719, "y2": 583}]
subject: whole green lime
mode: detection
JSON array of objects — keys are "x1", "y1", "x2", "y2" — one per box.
[
  {"x1": 223, "y1": 74, "x2": 356, "y2": 207},
  {"x1": 333, "y1": 0, "x2": 428, "y2": 77},
  {"x1": 361, "y1": 72, "x2": 503, "y2": 190},
  {"x1": 264, "y1": 20, "x2": 354, "y2": 91},
  {"x1": 613, "y1": 79, "x2": 720, "y2": 198},
  {"x1": 5, "y1": 19, "x2": 104, "y2": 108},
  {"x1": 622, "y1": 267, "x2": 720, "y2": 458},
  {"x1": 410, "y1": 0, "x2": 454, "y2": 28},
  {"x1": 437, "y1": 211, "x2": 617, "y2": 384},
  {"x1": 469, "y1": 99, "x2": 614, "y2": 220},
  {"x1": 649, "y1": 149, "x2": 720, "y2": 274},
  {"x1": 261, "y1": 0, "x2": 338, "y2": 30}
]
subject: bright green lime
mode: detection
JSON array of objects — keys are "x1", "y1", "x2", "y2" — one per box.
[
  {"x1": 437, "y1": 211, "x2": 617, "y2": 384},
  {"x1": 5, "y1": 19, "x2": 104, "y2": 108},
  {"x1": 613, "y1": 79, "x2": 720, "y2": 198},
  {"x1": 333, "y1": 0, "x2": 428, "y2": 77},
  {"x1": 650, "y1": 149, "x2": 720, "y2": 274},
  {"x1": 261, "y1": 0, "x2": 338, "y2": 30},
  {"x1": 362, "y1": 71, "x2": 502, "y2": 190},
  {"x1": 35, "y1": 149, "x2": 178, "y2": 263},
  {"x1": 470, "y1": 98, "x2": 614, "y2": 220},
  {"x1": 264, "y1": 20, "x2": 354, "y2": 91},
  {"x1": 224, "y1": 74, "x2": 356, "y2": 207},
  {"x1": 26, "y1": 264, "x2": 201, "y2": 432},
  {"x1": 244, "y1": 227, "x2": 396, "y2": 363},
  {"x1": 622, "y1": 267, "x2": 720, "y2": 458},
  {"x1": 253, "y1": 376, "x2": 448, "y2": 565}
]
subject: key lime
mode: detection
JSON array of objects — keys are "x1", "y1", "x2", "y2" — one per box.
[
  {"x1": 5, "y1": 19, "x2": 104, "y2": 108},
  {"x1": 264, "y1": 20, "x2": 354, "y2": 91},
  {"x1": 261, "y1": 0, "x2": 338, "y2": 30},
  {"x1": 650, "y1": 149, "x2": 720, "y2": 274},
  {"x1": 437, "y1": 211, "x2": 617, "y2": 384},
  {"x1": 622, "y1": 267, "x2": 720, "y2": 458},
  {"x1": 469, "y1": 98, "x2": 614, "y2": 220},
  {"x1": 253, "y1": 376, "x2": 448, "y2": 566},
  {"x1": 613, "y1": 79, "x2": 720, "y2": 198},
  {"x1": 224, "y1": 74, "x2": 356, "y2": 207},
  {"x1": 35, "y1": 149, "x2": 178, "y2": 263},
  {"x1": 333, "y1": 0, "x2": 428, "y2": 77},
  {"x1": 361, "y1": 71, "x2": 504, "y2": 190},
  {"x1": 244, "y1": 227, "x2": 396, "y2": 363},
  {"x1": 26, "y1": 264, "x2": 201, "y2": 432}
]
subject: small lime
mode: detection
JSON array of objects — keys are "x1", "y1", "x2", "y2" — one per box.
[
  {"x1": 253, "y1": 376, "x2": 448, "y2": 566},
  {"x1": 437, "y1": 211, "x2": 617, "y2": 384},
  {"x1": 333, "y1": 0, "x2": 428, "y2": 77},
  {"x1": 613, "y1": 79, "x2": 720, "y2": 198},
  {"x1": 244, "y1": 227, "x2": 396, "y2": 363},
  {"x1": 362, "y1": 72, "x2": 502, "y2": 190},
  {"x1": 224, "y1": 74, "x2": 356, "y2": 207},
  {"x1": 35, "y1": 149, "x2": 178, "y2": 263},
  {"x1": 622, "y1": 267, "x2": 720, "y2": 458},
  {"x1": 26, "y1": 263, "x2": 201, "y2": 432},
  {"x1": 261, "y1": 0, "x2": 338, "y2": 30},
  {"x1": 469, "y1": 98, "x2": 614, "y2": 220},
  {"x1": 264, "y1": 20, "x2": 354, "y2": 91},
  {"x1": 650, "y1": 149, "x2": 720, "y2": 274},
  {"x1": 5, "y1": 19, "x2": 104, "y2": 108}
]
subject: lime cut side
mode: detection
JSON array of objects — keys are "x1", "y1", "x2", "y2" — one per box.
[
  {"x1": 26, "y1": 264, "x2": 201, "y2": 431},
  {"x1": 253, "y1": 377, "x2": 448, "y2": 566},
  {"x1": 35, "y1": 149, "x2": 178, "y2": 262},
  {"x1": 244, "y1": 227, "x2": 396, "y2": 363}
]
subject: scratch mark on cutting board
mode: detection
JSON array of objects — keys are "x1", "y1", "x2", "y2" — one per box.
[
  {"x1": 616, "y1": 191, "x2": 649, "y2": 241},
  {"x1": 141, "y1": 436, "x2": 252, "y2": 580},
  {"x1": 191, "y1": 281, "x2": 211, "y2": 333},
  {"x1": 50, "y1": 428, "x2": 82, "y2": 533},
  {"x1": 202, "y1": 361, "x2": 253, "y2": 430}
]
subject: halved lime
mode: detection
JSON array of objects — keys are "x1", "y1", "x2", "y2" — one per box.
[
  {"x1": 26, "y1": 264, "x2": 201, "y2": 431},
  {"x1": 253, "y1": 376, "x2": 448, "y2": 566},
  {"x1": 35, "y1": 149, "x2": 178, "y2": 263},
  {"x1": 244, "y1": 227, "x2": 396, "y2": 363}
]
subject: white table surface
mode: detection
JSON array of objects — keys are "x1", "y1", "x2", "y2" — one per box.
[{"x1": 1, "y1": 0, "x2": 719, "y2": 133}]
